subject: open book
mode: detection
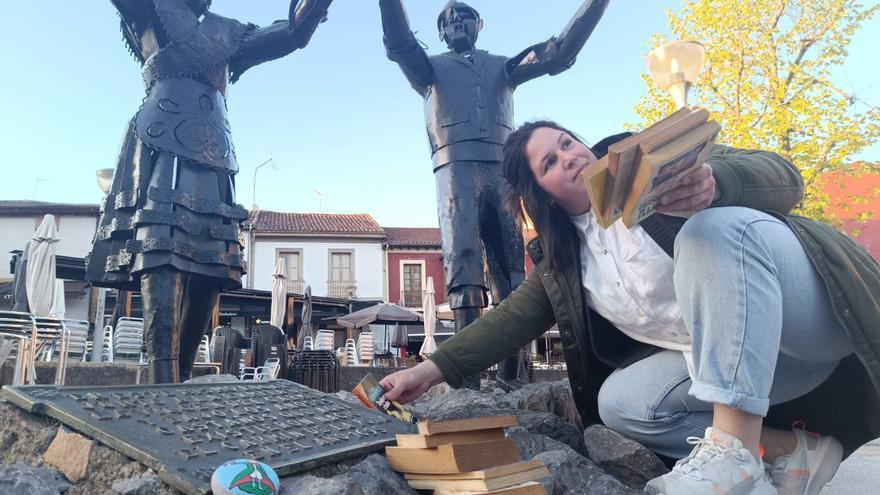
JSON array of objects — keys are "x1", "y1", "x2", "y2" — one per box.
[{"x1": 583, "y1": 107, "x2": 721, "y2": 228}]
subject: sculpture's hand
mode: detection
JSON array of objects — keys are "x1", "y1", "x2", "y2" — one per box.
[{"x1": 290, "y1": 0, "x2": 332, "y2": 31}]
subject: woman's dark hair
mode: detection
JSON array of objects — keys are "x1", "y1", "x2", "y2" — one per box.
[{"x1": 502, "y1": 120, "x2": 586, "y2": 271}]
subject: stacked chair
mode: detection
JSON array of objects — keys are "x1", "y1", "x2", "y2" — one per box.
[
  {"x1": 357, "y1": 331, "x2": 375, "y2": 366},
  {"x1": 314, "y1": 329, "x2": 335, "y2": 351},
  {"x1": 0, "y1": 311, "x2": 38, "y2": 385},
  {"x1": 62, "y1": 319, "x2": 90, "y2": 362},
  {"x1": 33, "y1": 316, "x2": 71, "y2": 386},
  {"x1": 113, "y1": 317, "x2": 144, "y2": 363},
  {"x1": 343, "y1": 338, "x2": 359, "y2": 366}
]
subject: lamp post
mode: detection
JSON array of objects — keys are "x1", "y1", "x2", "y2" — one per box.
[
  {"x1": 90, "y1": 169, "x2": 114, "y2": 362},
  {"x1": 251, "y1": 158, "x2": 274, "y2": 209},
  {"x1": 646, "y1": 40, "x2": 706, "y2": 109}
]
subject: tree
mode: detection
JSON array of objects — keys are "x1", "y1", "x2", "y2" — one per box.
[{"x1": 633, "y1": 0, "x2": 879, "y2": 221}]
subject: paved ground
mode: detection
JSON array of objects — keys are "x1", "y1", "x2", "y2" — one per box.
[{"x1": 819, "y1": 438, "x2": 880, "y2": 494}]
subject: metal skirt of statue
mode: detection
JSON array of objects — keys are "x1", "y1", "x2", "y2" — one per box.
[{"x1": 86, "y1": 119, "x2": 247, "y2": 382}]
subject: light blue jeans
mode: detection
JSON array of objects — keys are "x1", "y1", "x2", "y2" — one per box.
[{"x1": 596, "y1": 207, "x2": 853, "y2": 459}]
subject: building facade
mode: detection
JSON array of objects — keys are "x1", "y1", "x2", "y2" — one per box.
[
  {"x1": 243, "y1": 211, "x2": 387, "y2": 301},
  {"x1": 383, "y1": 227, "x2": 446, "y2": 309}
]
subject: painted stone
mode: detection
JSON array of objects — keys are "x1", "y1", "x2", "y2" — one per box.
[{"x1": 210, "y1": 460, "x2": 280, "y2": 495}]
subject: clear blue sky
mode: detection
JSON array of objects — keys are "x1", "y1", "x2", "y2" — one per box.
[{"x1": 1, "y1": 1, "x2": 877, "y2": 227}]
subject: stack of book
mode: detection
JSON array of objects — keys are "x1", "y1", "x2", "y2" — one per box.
[
  {"x1": 385, "y1": 416, "x2": 550, "y2": 495},
  {"x1": 584, "y1": 106, "x2": 721, "y2": 228}
]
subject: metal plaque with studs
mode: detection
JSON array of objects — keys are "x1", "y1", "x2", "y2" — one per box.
[{"x1": 1, "y1": 380, "x2": 415, "y2": 495}]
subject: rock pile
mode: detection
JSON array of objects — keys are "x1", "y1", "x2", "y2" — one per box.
[{"x1": 0, "y1": 379, "x2": 667, "y2": 494}]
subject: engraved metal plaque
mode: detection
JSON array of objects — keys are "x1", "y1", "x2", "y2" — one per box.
[{"x1": 1, "y1": 380, "x2": 414, "y2": 495}]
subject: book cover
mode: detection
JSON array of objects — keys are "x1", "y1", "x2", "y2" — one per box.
[
  {"x1": 396, "y1": 428, "x2": 506, "y2": 449},
  {"x1": 352, "y1": 373, "x2": 417, "y2": 424},
  {"x1": 417, "y1": 415, "x2": 519, "y2": 436},
  {"x1": 386, "y1": 438, "x2": 520, "y2": 474},
  {"x1": 621, "y1": 120, "x2": 721, "y2": 227},
  {"x1": 602, "y1": 107, "x2": 696, "y2": 216}
]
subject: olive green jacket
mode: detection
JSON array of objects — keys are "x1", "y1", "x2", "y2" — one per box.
[{"x1": 430, "y1": 144, "x2": 880, "y2": 456}]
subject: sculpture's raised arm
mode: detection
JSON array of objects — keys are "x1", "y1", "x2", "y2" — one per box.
[
  {"x1": 110, "y1": 0, "x2": 145, "y2": 24},
  {"x1": 379, "y1": 0, "x2": 434, "y2": 96},
  {"x1": 231, "y1": 0, "x2": 333, "y2": 82},
  {"x1": 506, "y1": 0, "x2": 610, "y2": 86}
]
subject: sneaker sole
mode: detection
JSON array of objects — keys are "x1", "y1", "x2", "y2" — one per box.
[{"x1": 805, "y1": 436, "x2": 844, "y2": 495}]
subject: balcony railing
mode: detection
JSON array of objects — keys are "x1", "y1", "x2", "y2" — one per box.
[
  {"x1": 285, "y1": 279, "x2": 305, "y2": 294},
  {"x1": 401, "y1": 290, "x2": 422, "y2": 308},
  {"x1": 327, "y1": 280, "x2": 357, "y2": 299}
]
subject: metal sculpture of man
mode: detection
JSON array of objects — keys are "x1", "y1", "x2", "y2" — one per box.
[
  {"x1": 379, "y1": 0, "x2": 609, "y2": 386},
  {"x1": 87, "y1": 0, "x2": 332, "y2": 383}
]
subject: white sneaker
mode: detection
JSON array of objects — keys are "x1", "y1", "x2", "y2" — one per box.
[
  {"x1": 646, "y1": 427, "x2": 776, "y2": 495},
  {"x1": 767, "y1": 427, "x2": 843, "y2": 495}
]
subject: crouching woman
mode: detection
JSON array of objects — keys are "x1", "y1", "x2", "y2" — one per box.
[{"x1": 381, "y1": 120, "x2": 880, "y2": 495}]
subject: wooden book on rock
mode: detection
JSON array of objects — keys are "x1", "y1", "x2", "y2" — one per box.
[
  {"x1": 386, "y1": 438, "x2": 520, "y2": 474},
  {"x1": 405, "y1": 460, "x2": 550, "y2": 492},
  {"x1": 433, "y1": 481, "x2": 547, "y2": 495}
]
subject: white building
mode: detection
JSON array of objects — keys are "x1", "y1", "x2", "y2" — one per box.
[
  {"x1": 0, "y1": 200, "x2": 100, "y2": 320},
  {"x1": 243, "y1": 211, "x2": 387, "y2": 301}
]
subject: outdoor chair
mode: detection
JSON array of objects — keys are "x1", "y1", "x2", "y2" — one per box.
[
  {"x1": 357, "y1": 331, "x2": 375, "y2": 365},
  {"x1": 196, "y1": 335, "x2": 211, "y2": 363},
  {"x1": 0, "y1": 310, "x2": 38, "y2": 385},
  {"x1": 343, "y1": 338, "x2": 358, "y2": 366},
  {"x1": 63, "y1": 319, "x2": 90, "y2": 362},
  {"x1": 100, "y1": 324, "x2": 114, "y2": 362},
  {"x1": 33, "y1": 316, "x2": 71, "y2": 386},
  {"x1": 255, "y1": 358, "x2": 281, "y2": 380},
  {"x1": 314, "y1": 329, "x2": 335, "y2": 351},
  {"x1": 113, "y1": 317, "x2": 144, "y2": 362},
  {"x1": 302, "y1": 335, "x2": 314, "y2": 351}
]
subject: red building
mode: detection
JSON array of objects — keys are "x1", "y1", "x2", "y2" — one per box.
[
  {"x1": 821, "y1": 162, "x2": 880, "y2": 261},
  {"x1": 383, "y1": 227, "x2": 446, "y2": 309}
]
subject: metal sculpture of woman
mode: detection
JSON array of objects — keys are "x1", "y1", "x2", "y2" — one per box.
[
  {"x1": 87, "y1": 0, "x2": 332, "y2": 383},
  {"x1": 379, "y1": 0, "x2": 609, "y2": 387}
]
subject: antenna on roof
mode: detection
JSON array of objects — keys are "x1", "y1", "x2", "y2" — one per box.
[{"x1": 312, "y1": 188, "x2": 323, "y2": 212}]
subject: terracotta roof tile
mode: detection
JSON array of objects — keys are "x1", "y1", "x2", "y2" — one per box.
[
  {"x1": 383, "y1": 227, "x2": 441, "y2": 248},
  {"x1": 252, "y1": 210, "x2": 385, "y2": 235}
]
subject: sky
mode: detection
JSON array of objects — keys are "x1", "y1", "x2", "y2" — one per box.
[{"x1": 1, "y1": 1, "x2": 878, "y2": 227}]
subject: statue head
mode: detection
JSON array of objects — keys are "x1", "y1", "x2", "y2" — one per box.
[
  {"x1": 184, "y1": 0, "x2": 211, "y2": 16},
  {"x1": 437, "y1": 1, "x2": 482, "y2": 53}
]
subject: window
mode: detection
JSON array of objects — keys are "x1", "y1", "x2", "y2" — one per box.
[
  {"x1": 402, "y1": 262, "x2": 423, "y2": 307},
  {"x1": 328, "y1": 251, "x2": 355, "y2": 298},
  {"x1": 277, "y1": 249, "x2": 304, "y2": 293}
]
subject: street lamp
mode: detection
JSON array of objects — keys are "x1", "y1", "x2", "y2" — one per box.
[
  {"x1": 646, "y1": 41, "x2": 705, "y2": 109},
  {"x1": 252, "y1": 158, "x2": 275, "y2": 209},
  {"x1": 91, "y1": 168, "x2": 115, "y2": 362},
  {"x1": 95, "y1": 168, "x2": 114, "y2": 194}
]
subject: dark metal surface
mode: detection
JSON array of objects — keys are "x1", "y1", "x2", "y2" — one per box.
[
  {"x1": 1, "y1": 380, "x2": 413, "y2": 495},
  {"x1": 88, "y1": 0, "x2": 333, "y2": 383}
]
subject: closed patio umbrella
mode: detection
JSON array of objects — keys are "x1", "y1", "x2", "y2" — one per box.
[
  {"x1": 420, "y1": 276, "x2": 437, "y2": 357},
  {"x1": 270, "y1": 258, "x2": 286, "y2": 328},
  {"x1": 297, "y1": 284, "x2": 315, "y2": 349},
  {"x1": 26, "y1": 214, "x2": 59, "y2": 317},
  {"x1": 11, "y1": 243, "x2": 29, "y2": 312}
]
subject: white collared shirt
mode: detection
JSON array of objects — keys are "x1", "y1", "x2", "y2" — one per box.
[{"x1": 570, "y1": 211, "x2": 695, "y2": 375}]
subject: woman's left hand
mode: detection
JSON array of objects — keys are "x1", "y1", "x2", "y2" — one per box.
[{"x1": 658, "y1": 163, "x2": 717, "y2": 213}]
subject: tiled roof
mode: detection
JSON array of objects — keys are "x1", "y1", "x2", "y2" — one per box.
[
  {"x1": 0, "y1": 200, "x2": 100, "y2": 216},
  {"x1": 251, "y1": 210, "x2": 385, "y2": 235},
  {"x1": 383, "y1": 227, "x2": 441, "y2": 248}
]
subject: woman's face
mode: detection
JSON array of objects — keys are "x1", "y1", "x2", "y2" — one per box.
[{"x1": 524, "y1": 127, "x2": 597, "y2": 216}]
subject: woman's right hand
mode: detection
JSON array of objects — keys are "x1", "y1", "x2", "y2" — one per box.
[{"x1": 380, "y1": 359, "x2": 445, "y2": 404}]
